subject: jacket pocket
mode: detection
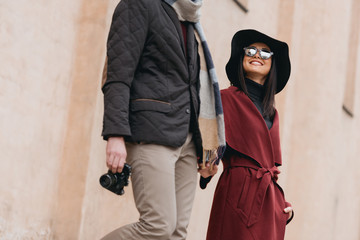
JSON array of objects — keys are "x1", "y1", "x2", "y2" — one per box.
[{"x1": 130, "y1": 99, "x2": 172, "y2": 113}]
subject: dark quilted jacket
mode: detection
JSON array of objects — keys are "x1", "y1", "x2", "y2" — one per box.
[{"x1": 102, "y1": 0, "x2": 202, "y2": 149}]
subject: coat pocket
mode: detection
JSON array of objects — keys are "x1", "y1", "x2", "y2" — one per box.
[
  {"x1": 130, "y1": 99, "x2": 172, "y2": 113},
  {"x1": 237, "y1": 175, "x2": 251, "y2": 210},
  {"x1": 226, "y1": 167, "x2": 255, "y2": 225}
]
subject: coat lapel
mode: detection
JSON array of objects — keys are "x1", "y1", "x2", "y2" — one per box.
[
  {"x1": 221, "y1": 87, "x2": 282, "y2": 168},
  {"x1": 161, "y1": 1, "x2": 186, "y2": 57},
  {"x1": 269, "y1": 112, "x2": 282, "y2": 166}
]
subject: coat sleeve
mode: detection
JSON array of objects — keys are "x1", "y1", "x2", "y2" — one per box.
[{"x1": 102, "y1": 0, "x2": 149, "y2": 140}]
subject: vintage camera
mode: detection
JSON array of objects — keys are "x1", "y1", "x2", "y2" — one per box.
[{"x1": 99, "y1": 164, "x2": 131, "y2": 195}]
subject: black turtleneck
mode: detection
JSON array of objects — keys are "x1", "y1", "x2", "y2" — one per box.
[{"x1": 245, "y1": 78, "x2": 273, "y2": 129}]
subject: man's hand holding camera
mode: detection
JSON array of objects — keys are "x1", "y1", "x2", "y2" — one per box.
[
  {"x1": 106, "y1": 136, "x2": 127, "y2": 173},
  {"x1": 100, "y1": 136, "x2": 131, "y2": 196}
]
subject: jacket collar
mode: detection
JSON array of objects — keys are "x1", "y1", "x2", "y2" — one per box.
[{"x1": 161, "y1": 1, "x2": 186, "y2": 56}]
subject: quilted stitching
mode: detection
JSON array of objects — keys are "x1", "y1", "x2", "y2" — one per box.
[{"x1": 102, "y1": 0, "x2": 200, "y2": 147}]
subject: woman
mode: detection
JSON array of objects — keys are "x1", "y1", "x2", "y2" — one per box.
[{"x1": 206, "y1": 29, "x2": 293, "y2": 240}]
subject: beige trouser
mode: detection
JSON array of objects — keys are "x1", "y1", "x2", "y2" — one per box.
[{"x1": 101, "y1": 133, "x2": 198, "y2": 240}]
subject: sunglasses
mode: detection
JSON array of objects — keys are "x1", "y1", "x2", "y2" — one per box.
[{"x1": 243, "y1": 46, "x2": 273, "y2": 60}]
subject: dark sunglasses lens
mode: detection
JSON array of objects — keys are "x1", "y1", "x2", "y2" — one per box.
[
  {"x1": 245, "y1": 47, "x2": 257, "y2": 57},
  {"x1": 260, "y1": 50, "x2": 272, "y2": 59}
]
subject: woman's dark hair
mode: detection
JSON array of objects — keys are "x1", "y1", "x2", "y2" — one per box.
[{"x1": 230, "y1": 51, "x2": 277, "y2": 119}]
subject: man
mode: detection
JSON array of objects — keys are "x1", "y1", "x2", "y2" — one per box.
[{"x1": 101, "y1": 0, "x2": 221, "y2": 239}]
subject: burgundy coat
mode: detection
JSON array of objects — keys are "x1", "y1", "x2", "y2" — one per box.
[{"x1": 206, "y1": 86, "x2": 291, "y2": 240}]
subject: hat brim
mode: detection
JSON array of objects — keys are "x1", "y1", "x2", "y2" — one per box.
[{"x1": 226, "y1": 29, "x2": 291, "y2": 93}]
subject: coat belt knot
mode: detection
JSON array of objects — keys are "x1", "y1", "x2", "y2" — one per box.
[
  {"x1": 247, "y1": 166, "x2": 280, "y2": 227},
  {"x1": 223, "y1": 158, "x2": 282, "y2": 227},
  {"x1": 256, "y1": 166, "x2": 280, "y2": 181}
]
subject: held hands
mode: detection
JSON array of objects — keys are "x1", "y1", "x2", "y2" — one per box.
[
  {"x1": 198, "y1": 161, "x2": 218, "y2": 178},
  {"x1": 106, "y1": 137, "x2": 127, "y2": 173}
]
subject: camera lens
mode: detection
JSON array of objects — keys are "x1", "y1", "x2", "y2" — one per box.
[{"x1": 99, "y1": 174, "x2": 113, "y2": 188}]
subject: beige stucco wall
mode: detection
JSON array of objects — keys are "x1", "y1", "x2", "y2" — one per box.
[
  {"x1": 1, "y1": 0, "x2": 360, "y2": 239},
  {"x1": 280, "y1": 1, "x2": 360, "y2": 239},
  {"x1": 0, "y1": 1, "x2": 82, "y2": 239}
]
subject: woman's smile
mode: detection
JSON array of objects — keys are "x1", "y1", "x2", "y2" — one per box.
[
  {"x1": 243, "y1": 42, "x2": 272, "y2": 85},
  {"x1": 249, "y1": 59, "x2": 264, "y2": 66}
]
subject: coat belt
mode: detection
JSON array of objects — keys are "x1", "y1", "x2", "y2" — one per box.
[{"x1": 224, "y1": 158, "x2": 280, "y2": 227}]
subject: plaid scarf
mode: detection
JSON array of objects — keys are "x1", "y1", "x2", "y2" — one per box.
[{"x1": 164, "y1": 0, "x2": 226, "y2": 166}]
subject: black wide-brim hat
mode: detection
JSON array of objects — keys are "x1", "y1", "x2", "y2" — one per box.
[{"x1": 226, "y1": 29, "x2": 291, "y2": 93}]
